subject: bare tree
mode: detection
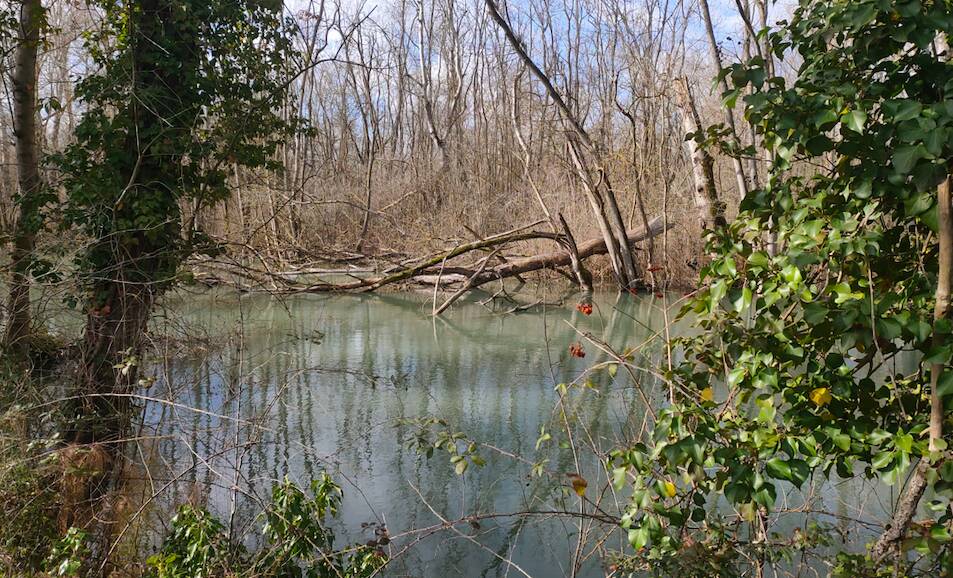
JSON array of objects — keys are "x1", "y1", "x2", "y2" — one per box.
[
  {"x1": 697, "y1": 0, "x2": 749, "y2": 201},
  {"x1": 675, "y1": 77, "x2": 726, "y2": 231},
  {"x1": 485, "y1": 0, "x2": 642, "y2": 289}
]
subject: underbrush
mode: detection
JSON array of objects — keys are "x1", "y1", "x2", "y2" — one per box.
[
  {"x1": 0, "y1": 428, "x2": 384, "y2": 576},
  {"x1": 0, "y1": 360, "x2": 66, "y2": 574},
  {"x1": 0, "y1": 352, "x2": 381, "y2": 577},
  {"x1": 0, "y1": 435, "x2": 63, "y2": 572}
]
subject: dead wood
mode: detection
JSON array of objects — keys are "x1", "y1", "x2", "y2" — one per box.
[{"x1": 194, "y1": 216, "x2": 673, "y2": 296}]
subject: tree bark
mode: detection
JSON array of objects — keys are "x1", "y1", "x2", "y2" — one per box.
[
  {"x1": 675, "y1": 77, "x2": 726, "y2": 231},
  {"x1": 558, "y1": 213, "x2": 593, "y2": 292},
  {"x1": 73, "y1": 0, "x2": 197, "y2": 445},
  {"x1": 870, "y1": 175, "x2": 952, "y2": 562},
  {"x1": 697, "y1": 0, "x2": 750, "y2": 201},
  {"x1": 4, "y1": 0, "x2": 43, "y2": 358},
  {"x1": 356, "y1": 147, "x2": 375, "y2": 252},
  {"x1": 472, "y1": 216, "x2": 666, "y2": 287}
]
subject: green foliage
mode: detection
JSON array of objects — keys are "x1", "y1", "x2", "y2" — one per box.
[
  {"x1": 56, "y1": 0, "x2": 300, "y2": 298},
  {"x1": 44, "y1": 528, "x2": 90, "y2": 577},
  {"x1": 147, "y1": 506, "x2": 232, "y2": 578},
  {"x1": 0, "y1": 455, "x2": 62, "y2": 570},
  {"x1": 611, "y1": 0, "x2": 953, "y2": 572},
  {"x1": 147, "y1": 475, "x2": 386, "y2": 578},
  {"x1": 400, "y1": 417, "x2": 488, "y2": 475}
]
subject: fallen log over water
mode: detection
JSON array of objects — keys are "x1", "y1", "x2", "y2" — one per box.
[
  {"x1": 297, "y1": 215, "x2": 672, "y2": 293},
  {"x1": 191, "y1": 216, "x2": 673, "y2": 295},
  {"x1": 465, "y1": 216, "x2": 669, "y2": 288}
]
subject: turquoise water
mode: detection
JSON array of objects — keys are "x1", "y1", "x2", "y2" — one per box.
[{"x1": 134, "y1": 288, "x2": 891, "y2": 576}]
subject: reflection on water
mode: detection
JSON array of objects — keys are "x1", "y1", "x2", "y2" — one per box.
[{"x1": 136, "y1": 288, "x2": 898, "y2": 576}]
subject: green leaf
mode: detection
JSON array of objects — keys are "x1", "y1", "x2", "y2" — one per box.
[
  {"x1": 812, "y1": 107, "x2": 838, "y2": 128},
  {"x1": 628, "y1": 526, "x2": 649, "y2": 550},
  {"x1": 727, "y1": 366, "x2": 746, "y2": 387},
  {"x1": 924, "y1": 344, "x2": 952, "y2": 365},
  {"x1": 893, "y1": 144, "x2": 925, "y2": 174},
  {"x1": 831, "y1": 432, "x2": 851, "y2": 451},
  {"x1": 871, "y1": 450, "x2": 895, "y2": 470},
  {"x1": 848, "y1": 3, "x2": 876, "y2": 27},
  {"x1": 805, "y1": 134, "x2": 834, "y2": 155},
  {"x1": 613, "y1": 467, "x2": 627, "y2": 490},
  {"x1": 831, "y1": 282, "x2": 863, "y2": 303},
  {"x1": 734, "y1": 286, "x2": 753, "y2": 312},
  {"x1": 723, "y1": 88, "x2": 742, "y2": 109},
  {"x1": 765, "y1": 457, "x2": 792, "y2": 481},
  {"x1": 748, "y1": 251, "x2": 770, "y2": 269},
  {"x1": 940, "y1": 461, "x2": 953, "y2": 482},
  {"x1": 925, "y1": 127, "x2": 947, "y2": 156},
  {"x1": 886, "y1": 99, "x2": 923, "y2": 122},
  {"x1": 788, "y1": 459, "x2": 811, "y2": 487},
  {"x1": 804, "y1": 302, "x2": 828, "y2": 324},
  {"x1": 752, "y1": 483, "x2": 776, "y2": 510},
  {"x1": 894, "y1": 433, "x2": 913, "y2": 454},
  {"x1": 844, "y1": 109, "x2": 866, "y2": 133},
  {"x1": 931, "y1": 524, "x2": 951, "y2": 542},
  {"x1": 904, "y1": 191, "x2": 934, "y2": 217},
  {"x1": 877, "y1": 317, "x2": 902, "y2": 340},
  {"x1": 781, "y1": 264, "x2": 802, "y2": 286}
]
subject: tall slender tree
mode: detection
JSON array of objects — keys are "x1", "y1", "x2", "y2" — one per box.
[{"x1": 4, "y1": 0, "x2": 44, "y2": 359}]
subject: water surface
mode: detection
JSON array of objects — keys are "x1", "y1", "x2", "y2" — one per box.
[{"x1": 136, "y1": 288, "x2": 892, "y2": 577}]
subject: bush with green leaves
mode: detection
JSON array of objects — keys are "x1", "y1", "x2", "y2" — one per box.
[
  {"x1": 147, "y1": 474, "x2": 386, "y2": 578},
  {"x1": 609, "y1": 1, "x2": 953, "y2": 575},
  {"x1": 0, "y1": 454, "x2": 62, "y2": 570}
]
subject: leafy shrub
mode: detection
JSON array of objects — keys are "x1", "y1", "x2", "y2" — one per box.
[{"x1": 147, "y1": 474, "x2": 386, "y2": 578}]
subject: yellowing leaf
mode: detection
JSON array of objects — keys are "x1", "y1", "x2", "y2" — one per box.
[
  {"x1": 567, "y1": 473, "x2": 588, "y2": 497},
  {"x1": 809, "y1": 387, "x2": 832, "y2": 407},
  {"x1": 700, "y1": 387, "x2": 714, "y2": 403},
  {"x1": 663, "y1": 480, "x2": 677, "y2": 498}
]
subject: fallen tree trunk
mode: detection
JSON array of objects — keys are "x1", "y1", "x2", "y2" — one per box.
[
  {"x1": 300, "y1": 220, "x2": 557, "y2": 291},
  {"x1": 467, "y1": 215, "x2": 669, "y2": 289},
  {"x1": 193, "y1": 216, "x2": 673, "y2": 294},
  {"x1": 297, "y1": 215, "x2": 671, "y2": 293}
]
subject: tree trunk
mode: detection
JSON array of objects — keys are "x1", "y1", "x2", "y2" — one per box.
[
  {"x1": 870, "y1": 175, "x2": 952, "y2": 562},
  {"x1": 558, "y1": 213, "x2": 593, "y2": 293},
  {"x1": 675, "y1": 77, "x2": 727, "y2": 231},
  {"x1": 599, "y1": 170, "x2": 641, "y2": 285},
  {"x1": 5, "y1": 0, "x2": 43, "y2": 359},
  {"x1": 565, "y1": 139, "x2": 629, "y2": 285},
  {"x1": 486, "y1": 0, "x2": 640, "y2": 289},
  {"x1": 355, "y1": 149, "x2": 375, "y2": 252},
  {"x1": 277, "y1": 216, "x2": 671, "y2": 293},
  {"x1": 73, "y1": 0, "x2": 197, "y2": 445},
  {"x1": 698, "y1": 0, "x2": 749, "y2": 202},
  {"x1": 74, "y1": 284, "x2": 155, "y2": 444}
]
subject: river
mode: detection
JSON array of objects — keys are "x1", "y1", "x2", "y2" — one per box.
[{"x1": 126, "y1": 288, "x2": 893, "y2": 577}]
